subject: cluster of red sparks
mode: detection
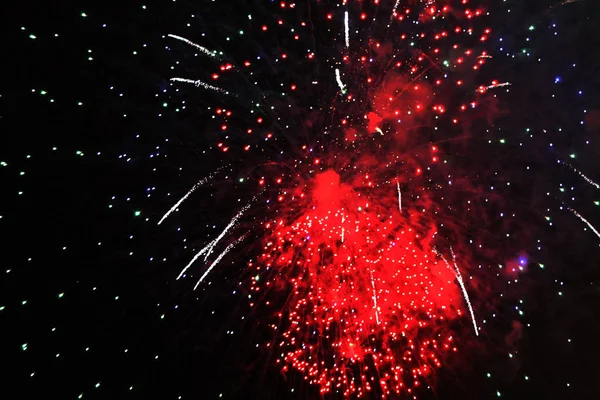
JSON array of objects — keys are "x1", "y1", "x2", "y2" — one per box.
[
  {"x1": 241, "y1": 1, "x2": 499, "y2": 397},
  {"x1": 168, "y1": 0, "x2": 511, "y2": 397},
  {"x1": 252, "y1": 169, "x2": 469, "y2": 397}
]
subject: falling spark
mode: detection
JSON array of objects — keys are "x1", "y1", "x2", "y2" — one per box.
[
  {"x1": 449, "y1": 248, "x2": 479, "y2": 336},
  {"x1": 397, "y1": 182, "x2": 402, "y2": 211},
  {"x1": 168, "y1": 34, "x2": 219, "y2": 59},
  {"x1": 390, "y1": 0, "x2": 401, "y2": 21},
  {"x1": 370, "y1": 271, "x2": 380, "y2": 325},
  {"x1": 341, "y1": 214, "x2": 345, "y2": 243},
  {"x1": 176, "y1": 239, "x2": 215, "y2": 280},
  {"x1": 375, "y1": 127, "x2": 384, "y2": 136},
  {"x1": 194, "y1": 234, "x2": 247, "y2": 289},
  {"x1": 558, "y1": 160, "x2": 600, "y2": 190},
  {"x1": 437, "y1": 248, "x2": 479, "y2": 336},
  {"x1": 335, "y1": 68, "x2": 346, "y2": 93},
  {"x1": 158, "y1": 168, "x2": 224, "y2": 225},
  {"x1": 477, "y1": 82, "x2": 511, "y2": 93},
  {"x1": 177, "y1": 202, "x2": 252, "y2": 280},
  {"x1": 570, "y1": 208, "x2": 600, "y2": 240},
  {"x1": 203, "y1": 203, "x2": 252, "y2": 260},
  {"x1": 170, "y1": 78, "x2": 230, "y2": 95},
  {"x1": 344, "y1": 11, "x2": 350, "y2": 48}
]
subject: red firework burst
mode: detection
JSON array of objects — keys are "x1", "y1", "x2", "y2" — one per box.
[
  {"x1": 162, "y1": 0, "x2": 510, "y2": 397},
  {"x1": 254, "y1": 169, "x2": 476, "y2": 397}
]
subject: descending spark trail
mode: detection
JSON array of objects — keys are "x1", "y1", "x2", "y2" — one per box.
[
  {"x1": 335, "y1": 68, "x2": 346, "y2": 93},
  {"x1": 391, "y1": 0, "x2": 401, "y2": 22},
  {"x1": 397, "y1": 182, "x2": 402, "y2": 211},
  {"x1": 451, "y1": 252, "x2": 479, "y2": 337},
  {"x1": 370, "y1": 270, "x2": 380, "y2": 325},
  {"x1": 177, "y1": 240, "x2": 215, "y2": 280},
  {"x1": 570, "y1": 208, "x2": 600, "y2": 240},
  {"x1": 477, "y1": 82, "x2": 511, "y2": 93},
  {"x1": 437, "y1": 248, "x2": 479, "y2": 336},
  {"x1": 203, "y1": 203, "x2": 252, "y2": 260},
  {"x1": 344, "y1": 11, "x2": 349, "y2": 48},
  {"x1": 194, "y1": 234, "x2": 248, "y2": 289},
  {"x1": 158, "y1": 168, "x2": 224, "y2": 225},
  {"x1": 167, "y1": 34, "x2": 219, "y2": 59},
  {"x1": 170, "y1": 78, "x2": 230, "y2": 94},
  {"x1": 558, "y1": 159, "x2": 600, "y2": 189},
  {"x1": 177, "y1": 203, "x2": 252, "y2": 280}
]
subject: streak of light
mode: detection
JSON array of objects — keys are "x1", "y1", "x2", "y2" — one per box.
[
  {"x1": 558, "y1": 160, "x2": 600, "y2": 190},
  {"x1": 170, "y1": 77, "x2": 230, "y2": 95},
  {"x1": 570, "y1": 208, "x2": 600, "y2": 240},
  {"x1": 158, "y1": 167, "x2": 224, "y2": 225},
  {"x1": 335, "y1": 69, "x2": 346, "y2": 93},
  {"x1": 370, "y1": 271, "x2": 380, "y2": 325},
  {"x1": 168, "y1": 34, "x2": 219, "y2": 59},
  {"x1": 194, "y1": 234, "x2": 247, "y2": 289},
  {"x1": 344, "y1": 11, "x2": 350, "y2": 48},
  {"x1": 177, "y1": 203, "x2": 252, "y2": 280}
]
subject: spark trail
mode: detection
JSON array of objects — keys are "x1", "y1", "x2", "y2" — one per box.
[
  {"x1": 391, "y1": 0, "x2": 401, "y2": 22},
  {"x1": 194, "y1": 234, "x2": 248, "y2": 289},
  {"x1": 158, "y1": 168, "x2": 224, "y2": 225},
  {"x1": 177, "y1": 203, "x2": 252, "y2": 280},
  {"x1": 437, "y1": 248, "x2": 479, "y2": 337},
  {"x1": 570, "y1": 208, "x2": 600, "y2": 240},
  {"x1": 335, "y1": 68, "x2": 346, "y2": 93},
  {"x1": 344, "y1": 11, "x2": 349, "y2": 48},
  {"x1": 168, "y1": 34, "x2": 219, "y2": 59},
  {"x1": 559, "y1": 159, "x2": 600, "y2": 189},
  {"x1": 170, "y1": 78, "x2": 230, "y2": 94}
]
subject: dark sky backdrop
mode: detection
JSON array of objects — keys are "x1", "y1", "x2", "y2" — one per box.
[{"x1": 1, "y1": 1, "x2": 600, "y2": 399}]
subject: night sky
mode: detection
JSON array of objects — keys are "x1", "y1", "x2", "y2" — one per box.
[{"x1": 2, "y1": 0, "x2": 600, "y2": 399}]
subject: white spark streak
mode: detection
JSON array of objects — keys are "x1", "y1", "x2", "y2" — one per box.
[
  {"x1": 194, "y1": 234, "x2": 247, "y2": 289},
  {"x1": 370, "y1": 271, "x2": 380, "y2": 325},
  {"x1": 397, "y1": 182, "x2": 402, "y2": 211},
  {"x1": 170, "y1": 77, "x2": 229, "y2": 94},
  {"x1": 176, "y1": 240, "x2": 215, "y2": 280},
  {"x1": 341, "y1": 215, "x2": 345, "y2": 243},
  {"x1": 570, "y1": 208, "x2": 600, "y2": 240},
  {"x1": 177, "y1": 203, "x2": 252, "y2": 280},
  {"x1": 558, "y1": 160, "x2": 600, "y2": 190},
  {"x1": 478, "y1": 82, "x2": 511, "y2": 93},
  {"x1": 335, "y1": 69, "x2": 345, "y2": 93},
  {"x1": 436, "y1": 248, "x2": 479, "y2": 336},
  {"x1": 391, "y1": 0, "x2": 401, "y2": 22},
  {"x1": 168, "y1": 34, "x2": 219, "y2": 59},
  {"x1": 449, "y1": 248, "x2": 479, "y2": 336},
  {"x1": 158, "y1": 168, "x2": 224, "y2": 225},
  {"x1": 344, "y1": 11, "x2": 349, "y2": 48},
  {"x1": 203, "y1": 203, "x2": 251, "y2": 260}
]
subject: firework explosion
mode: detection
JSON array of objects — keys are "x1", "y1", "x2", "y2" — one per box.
[{"x1": 154, "y1": 0, "x2": 598, "y2": 397}]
